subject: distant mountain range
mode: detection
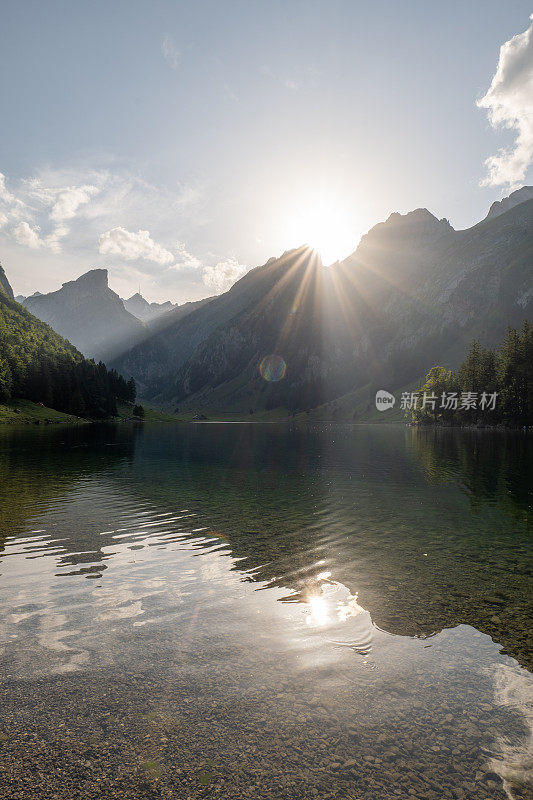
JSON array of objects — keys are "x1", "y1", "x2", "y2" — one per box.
[
  {"x1": 112, "y1": 190, "x2": 532, "y2": 414},
  {"x1": 21, "y1": 269, "x2": 145, "y2": 362},
  {"x1": 122, "y1": 292, "x2": 177, "y2": 322},
  {"x1": 5, "y1": 187, "x2": 532, "y2": 416},
  {"x1": 18, "y1": 272, "x2": 208, "y2": 363},
  {"x1": 15, "y1": 291, "x2": 42, "y2": 304}
]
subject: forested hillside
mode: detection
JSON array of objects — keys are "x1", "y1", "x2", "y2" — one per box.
[
  {"x1": 0, "y1": 266, "x2": 135, "y2": 418},
  {"x1": 409, "y1": 321, "x2": 533, "y2": 426}
]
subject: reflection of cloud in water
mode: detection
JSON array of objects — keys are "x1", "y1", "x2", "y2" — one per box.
[
  {"x1": 489, "y1": 663, "x2": 533, "y2": 799},
  {"x1": 95, "y1": 586, "x2": 143, "y2": 622},
  {"x1": 38, "y1": 611, "x2": 89, "y2": 673}
]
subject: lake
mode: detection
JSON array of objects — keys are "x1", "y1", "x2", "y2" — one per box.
[{"x1": 0, "y1": 422, "x2": 531, "y2": 800}]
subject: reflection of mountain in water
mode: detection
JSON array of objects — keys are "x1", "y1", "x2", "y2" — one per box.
[
  {"x1": 0, "y1": 425, "x2": 136, "y2": 560},
  {"x1": 113, "y1": 424, "x2": 531, "y2": 669},
  {"x1": 1, "y1": 423, "x2": 531, "y2": 670}
]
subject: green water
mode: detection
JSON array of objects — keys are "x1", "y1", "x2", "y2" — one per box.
[{"x1": 0, "y1": 423, "x2": 531, "y2": 799}]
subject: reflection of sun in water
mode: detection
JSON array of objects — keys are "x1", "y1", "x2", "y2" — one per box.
[
  {"x1": 304, "y1": 574, "x2": 367, "y2": 630},
  {"x1": 302, "y1": 573, "x2": 374, "y2": 662},
  {"x1": 307, "y1": 594, "x2": 331, "y2": 627},
  {"x1": 284, "y1": 193, "x2": 358, "y2": 265}
]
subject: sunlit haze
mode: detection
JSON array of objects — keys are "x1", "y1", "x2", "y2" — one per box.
[
  {"x1": 0, "y1": 2, "x2": 532, "y2": 303},
  {"x1": 282, "y1": 191, "x2": 360, "y2": 264}
]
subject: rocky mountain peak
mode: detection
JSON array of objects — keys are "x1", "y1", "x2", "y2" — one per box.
[
  {"x1": 22, "y1": 268, "x2": 143, "y2": 361},
  {"x1": 61, "y1": 268, "x2": 109, "y2": 294},
  {"x1": 123, "y1": 291, "x2": 177, "y2": 322},
  {"x1": 344, "y1": 207, "x2": 455, "y2": 283},
  {"x1": 382, "y1": 207, "x2": 453, "y2": 232},
  {"x1": 485, "y1": 186, "x2": 533, "y2": 220}
]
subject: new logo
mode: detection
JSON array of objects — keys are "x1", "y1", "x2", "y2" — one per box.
[{"x1": 375, "y1": 390, "x2": 396, "y2": 411}]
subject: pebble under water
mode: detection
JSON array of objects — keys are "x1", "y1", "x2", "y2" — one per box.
[{"x1": 0, "y1": 422, "x2": 531, "y2": 799}]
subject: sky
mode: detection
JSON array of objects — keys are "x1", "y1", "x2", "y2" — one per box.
[{"x1": 0, "y1": 1, "x2": 532, "y2": 303}]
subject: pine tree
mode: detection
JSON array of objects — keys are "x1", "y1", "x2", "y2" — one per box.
[{"x1": 126, "y1": 377, "x2": 136, "y2": 402}]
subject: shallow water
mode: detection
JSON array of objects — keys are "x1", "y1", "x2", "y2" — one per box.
[{"x1": 0, "y1": 422, "x2": 531, "y2": 799}]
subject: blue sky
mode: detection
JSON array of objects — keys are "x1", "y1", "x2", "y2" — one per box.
[{"x1": 1, "y1": 1, "x2": 532, "y2": 302}]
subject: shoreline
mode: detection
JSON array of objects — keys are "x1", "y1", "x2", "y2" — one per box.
[
  {"x1": 0, "y1": 400, "x2": 180, "y2": 426},
  {"x1": 0, "y1": 399, "x2": 529, "y2": 431}
]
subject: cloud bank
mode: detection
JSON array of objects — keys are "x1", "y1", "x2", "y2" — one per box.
[
  {"x1": 0, "y1": 166, "x2": 246, "y2": 302},
  {"x1": 0, "y1": 171, "x2": 99, "y2": 254},
  {"x1": 478, "y1": 15, "x2": 533, "y2": 188},
  {"x1": 13, "y1": 221, "x2": 45, "y2": 249},
  {"x1": 202, "y1": 257, "x2": 248, "y2": 294},
  {"x1": 99, "y1": 227, "x2": 174, "y2": 265},
  {"x1": 50, "y1": 185, "x2": 99, "y2": 222}
]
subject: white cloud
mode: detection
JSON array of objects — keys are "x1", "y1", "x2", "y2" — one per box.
[
  {"x1": 11, "y1": 218, "x2": 70, "y2": 254},
  {"x1": 202, "y1": 257, "x2": 248, "y2": 294},
  {"x1": 0, "y1": 172, "x2": 102, "y2": 253},
  {"x1": 13, "y1": 221, "x2": 45, "y2": 249},
  {"x1": 45, "y1": 224, "x2": 70, "y2": 253},
  {"x1": 0, "y1": 173, "x2": 15, "y2": 204},
  {"x1": 0, "y1": 165, "x2": 213, "y2": 301},
  {"x1": 50, "y1": 185, "x2": 99, "y2": 221},
  {"x1": 173, "y1": 240, "x2": 201, "y2": 270},
  {"x1": 99, "y1": 226, "x2": 174, "y2": 265},
  {"x1": 477, "y1": 15, "x2": 533, "y2": 188},
  {"x1": 0, "y1": 172, "x2": 26, "y2": 219},
  {"x1": 162, "y1": 36, "x2": 180, "y2": 70}
]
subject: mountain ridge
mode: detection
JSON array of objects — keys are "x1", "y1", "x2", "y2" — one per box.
[
  {"x1": 123, "y1": 292, "x2": 177, "y2": 322},
  {"x1": 485, "y1": 186, "x2": 533, "y2": 220},
  {"x1": 112, "y1": 196, "x2": 532, "y2": 413},
  {"x1": 23, "y1": 268, "x2": 145, "y2": 362},
  {"x1": 8, "y1": 187, "x2": 531, "y2": 416}
]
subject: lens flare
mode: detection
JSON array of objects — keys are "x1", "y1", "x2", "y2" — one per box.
[{"x1": 259, "y1": 354, "x2": 286, "y2": 382}]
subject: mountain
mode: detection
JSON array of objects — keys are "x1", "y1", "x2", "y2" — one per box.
[
  {"x1": 23, "y1": 269, "x2": 145, "y2": 362},
  {"x1": 0, "y1": 266, "x2": 134, "y2": 417},
  {"x1": 345, "y1": 207, "x2": 454, "y2": 290},
  {"x1": 15, "y1": 291, "x2": 42, "y2": 304},
  {"x1": 0, "y1": 264, "x2": 14, "y2": 299},
  {"x1": 485, "y1": 185, "x2": 533, "y2": 220},
  {"x1": 112, "y1": 193, "x2": 532, "y2": 414},
  {"x1": 333, "y1": 197, "x2": 533, "y2": 388},
  {"x1": 112, "y1": 246, "x2": 327, "y2": 405},
  {"x1": 123, "y1": 292, "x2": 176, "y2": 322}
]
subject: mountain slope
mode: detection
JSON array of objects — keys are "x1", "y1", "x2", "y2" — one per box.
[
  {"x1": 115, "y1": 196, "x2": 533, "y2": 413},
  {"x1": 23, "y1": 269, "x2": 144, "y2": 361},
  {"x1": 0, "y1": 264, "x2": 14, "y2": 299},
  {"x1": 330, "y1": 198, "x2": 533, "y2": 388},
  {"x1": 485, "y1": 186, "x2": 533, "y2": 220},
  {"x1": 112, "y1": 247, "x2": 320, "y2": 398},
  {"x1": 0, "y1": 266, "x2": 133, "y2": 416}
]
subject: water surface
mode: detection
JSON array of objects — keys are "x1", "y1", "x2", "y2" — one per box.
[{"x1": 0, "y1": 423, "x2": 531, "y2": 799}]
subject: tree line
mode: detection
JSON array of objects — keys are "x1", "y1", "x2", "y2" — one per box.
[
  {"x1": 408, "y1": 321, "x2": 532, "y2": 426},
  {"x1": 0, "y1": 289, "x2": 136, "y2": 417}
]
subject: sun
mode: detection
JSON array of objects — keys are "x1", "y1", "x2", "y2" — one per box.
[{"x1": 283, "y1": 193, "x2": 358, "y2": 265}]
